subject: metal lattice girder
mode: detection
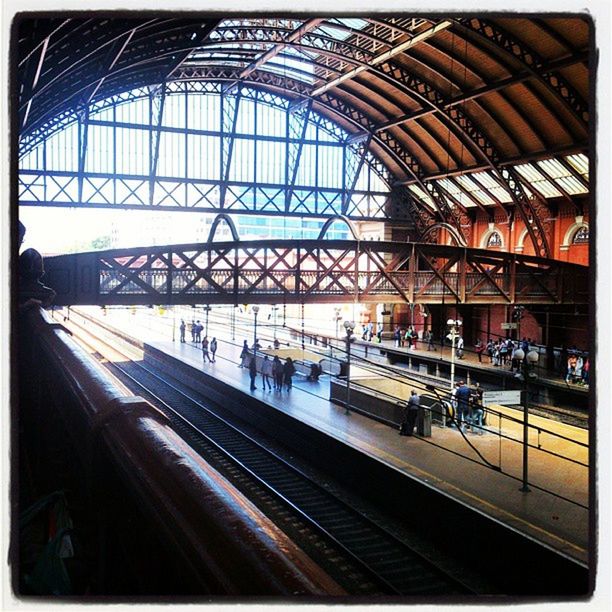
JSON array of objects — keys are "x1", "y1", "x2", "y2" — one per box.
[
  {"x1": 456, "y1": 17, "x2": 588, "y2": 125},
  {"x1": 343, "y1": 134, "x2": 372, "y2": 214},
  {"x1": 44, "y1": 239, "x2": 588, "y2": 307},
  {"x1": 149, "y1": 85, "x2": 166, "y2": 205},
  {"x1": 286, "y1": 100, "x2": 312, "y2": 211},
  {"x1": 220, "y1": 88, "x2": 242, "y2": 206},
  {"x1": 210, "y1": 23, "x2": 378, "y2": 68},
  {"x1": 389, "y1": 186, "x2": 437, "y2": 238},
  {"x1": 374, "y1": 61, "x2": 551, "y2": 256},
  {"x1": 76, "y1": 107, "x2": 89, "y2": 203}
]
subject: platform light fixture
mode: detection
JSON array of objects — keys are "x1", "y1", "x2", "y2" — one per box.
[
  {"x1": 334, "y1": 306, "x2": 342, "y2": 338},
  {"x1": 252, "y1": 305, "x2": 260, "y2": 361},
  {"x1": 343, "y1": 320, "x2": 355, "y2": 415},
  {"x1": 203, "y1": 304, "x2": 212, "y2": 337},
  {"x1": 514, "y1": 346, "x2": 540, "y2": 492},
  {"x1": 446, "y1": 318, "x2": 462, "y2": 390}
]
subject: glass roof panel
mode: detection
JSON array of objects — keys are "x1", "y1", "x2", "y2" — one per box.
[
  {"x1": 514, "y1": 163, "x2": 561, "y2": 198},
  {"x1": 436, "y1": 178, "x2": 478, "y2": 207},
  {"x1": 565, "y1": 153, "x2": 589, "y2": 181},
  {"x1": 556, "y1": 176, "x2": 588, "y2": 195},
  {"x1": 261, "y1": 57, "x2": 315, "y2": 83},
  {"x1": 536, "y1": 158, "x2": 568, "y2": 179},
  {"x1": 408, "y1": 184, "x2": 435, "y2": 209},
  {"x1": 455, "y1": 175, "x2": 495, "y2": 205},
  {"x1": 471, "y1": 171, "x2": 513, "y2": 203},
  {"x1": 328, "y1": 18, "x2": 370, "y2": 34}
]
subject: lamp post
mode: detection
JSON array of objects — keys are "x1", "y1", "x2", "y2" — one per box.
[
  {"x1": 446, "y1": 318, "x2": 463, "y2": 389},
  {"x1": 512, "y1": 305, "x2": 525, "y2": 342},
  {"x1": 252, "y1": 305, "x2": 260, "y2": 361},
  {"x1": 334, "y1": 307, "x2": 342, "y2": 338},
  {"x1": 343, "y1": 320, "x2": 355, "y2": 415},
  {"x1": 272, "y1": 305, "x2": 279, "y2": 340},
  {"x1": 203, "y1": 305, "x2": 211, "y2": 337},
  {"x1": 514, "y1": 346, "x2": 540, "y2": 492}
]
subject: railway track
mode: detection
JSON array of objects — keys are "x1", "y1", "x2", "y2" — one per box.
[{"x1": 64, "y1": 312, "x2": 473, "y2": 597}]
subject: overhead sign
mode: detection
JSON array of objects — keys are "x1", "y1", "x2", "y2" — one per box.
[
  {"x1": 501, "y1": 322, "x2": 518, "y2": 330},
  {"x1": 482, "y1": 390, "x2": 522, "y2": 407}
]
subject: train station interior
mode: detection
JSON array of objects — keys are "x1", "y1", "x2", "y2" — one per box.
[{"x1": 7, "y1": 6, "x2": 609, "y2": 608}]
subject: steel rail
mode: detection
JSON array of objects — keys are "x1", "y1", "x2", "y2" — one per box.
[{"x1": 67, "y1": 312, "x2": 473, "y2": 596}]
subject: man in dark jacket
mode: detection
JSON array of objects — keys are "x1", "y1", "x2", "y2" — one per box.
[
  {"x1": 455, "y1": 381, "x2": 471, "y2": 432},
  {"x1": 248, "y1": 355, "x2": 257, "y2": 390},
  {"x1": 402, "y1": 390, "x2": 420, "y2": 436}
]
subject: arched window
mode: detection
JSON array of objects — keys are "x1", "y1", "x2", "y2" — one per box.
[
  {"x1": 572, "y1": 226, "x2": 589, "y2": 244},
  {"x1": 18, "y1": 83, "x2": 391, "y2": 223},
  {"x1": 487, "y1": 232, "x2": 502, "y2": 247}
]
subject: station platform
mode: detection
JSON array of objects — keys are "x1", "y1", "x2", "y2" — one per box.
[
  {"x1": 151, "y1": 336, "x2": 589, "y2": 566},
  {"x1": 68, "y1": 308, "x2": 590, "y2": 567}
]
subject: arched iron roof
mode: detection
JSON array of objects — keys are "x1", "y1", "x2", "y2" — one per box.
[{"x1": 15, "y1": 14, "x2": 591, "y2": 256}]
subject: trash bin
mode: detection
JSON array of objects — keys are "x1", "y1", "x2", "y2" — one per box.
[{"x1": 417, "y1": 406, "x2": 432, "y2": 437}]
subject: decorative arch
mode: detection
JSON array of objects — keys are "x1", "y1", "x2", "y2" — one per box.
[
  {"x1": 515, "y1": 227, "x2": 530, "y2": 253},
  {"x1": 420, "y1": 223, "x2": 466, "y2": 246},
  {"x1": 207, "y1": 213, "x2": 240, "y2": 242},
  {"x1": 317, "y1": 215, "x2": 359, "y2": 240},
  {"x1": 561, "y1": 220, "x2": 589, "y2": 249},
  {"x1": 480, "y1": 226, "x2": 505, "y2": 249}
]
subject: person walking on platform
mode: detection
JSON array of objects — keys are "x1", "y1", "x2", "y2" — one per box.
[
  {"x1": 283, "y1": 357, "x2": 296, "y2": 390},
  {"x1": 272, "y1": 355, "x2": 283, "y2": 390},
  {"x1": 179, "y1": 319, "x2": 186, "y2": 343},
  {"x1": 261, "y1": 355, "x2": 273, "y2": 390},
  {"x1": 240, "y1": 340, "x2": 250, "y2": 368},
  {"x1": 475, "y1": 339, "x2": 484, "y2": 362},
  {"x1": 201, "y1": 336, "x2": 212, "y2": 363},
  {"x1": 248, "y1": 355, "x2": 258, "y2": 390},
  {"x1": 486, "y1": 339, "x2": 494, "y2": 363},
  {"x1": 189, "y1": 321, "x2": 195, "y2": 343},
  {"x1": 210, "y1": 337, "x2": 218, "y2": 362},
  {"x1": 455, "y1": 381, "x2": 471, "y2": 433},
  {"x1": 194, "y1": 320, "x2": 202, "y2": 343},
  {"x1": 456, "y1": 335, "x2": 464, "y2": 359},
  {"x1": 405, "y1": 328, "x2": 413, "y2": 349},
  {"x1": 400, "y1": 390, "x2": 420, "y2": 436},
  {"x1": 450, "y1": 382, "x2": 459, "y2": 418},
  {"x1": 426, "y1": 330, "x2": 436, "y2": 351},
  {"x1": 470, "y1": 383, "x2": 485, "y2": 435}
]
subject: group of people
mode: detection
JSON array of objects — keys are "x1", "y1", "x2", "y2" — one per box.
[
  {"x1": 400, "y1": 380, "x2": 485, "y2": 438},
  {"x1": 179, "y1": 319, "x2": 206, "y2": 344},
  {"x1": 565, "y1": 351, "x2": 589, "y2": 385},
  {"x1": 240, "y1": 340, "x2": 296, "y2": 392},
  {"x1": 482, "y1": 337, "x2": 527, "y2": 367},
  {"x1": 392, "y1": 326, "x2": 421, "y2": 349},
  {"x1": 449, "y1": 380, "x2": 485, "y2": 435},
  {"x1": 179, "y1": 319, "x2": 218, "y2": 362},
  {"x1": 361, "y1": 321, "x2": 383, "y2": 343}
]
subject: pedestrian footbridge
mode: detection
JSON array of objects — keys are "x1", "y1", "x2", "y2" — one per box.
[{"x1": 43, "y1": 239, "x2": 588, "y2": 307}]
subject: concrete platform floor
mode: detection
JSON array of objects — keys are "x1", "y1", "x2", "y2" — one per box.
[{"x1": 153, "y1": 337, "x2": 590, "y2": 566}]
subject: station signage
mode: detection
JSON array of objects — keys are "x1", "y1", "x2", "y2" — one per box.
[
  {"x1": 482, "y1": 390, "x2": 522, "y2": 407},
  {"x1": 501, "y1": 322, "x2": 518, "y2": 330}
]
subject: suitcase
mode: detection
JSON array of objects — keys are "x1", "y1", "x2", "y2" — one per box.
[{"x1": 399, "y1": 421, "x2": 411, "y2": 436}]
